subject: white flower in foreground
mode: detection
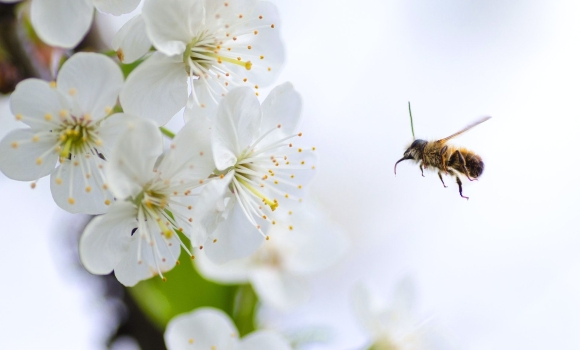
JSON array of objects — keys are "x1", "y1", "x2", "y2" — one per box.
[
  {"x1": 120, "y1": 0, "x2": 284, "y2": 125},
  {"x1": 0, "y1": 52, "x2": 126, "y2": 214},
  {"x1": 195, "y1": 202, "x2": 348, "y2": 311},
  {"x1": 165, "y1": 307, "x2": 291, "y2": 350},
  {"x1": 112, "y1": 14, "x2": 152, "y2": 64},
  {"x1": 191, "y1": 83, "x2": 316, "y2": 264},
  {"x1": 353, "y1": 281, "x2": 453, "y2": 350},
  {"x1": 29, "y1": 0, "x2": 141, "y2": 48},
  {"x1": 80, "y1": 116, "x2": 215, "y2": 286}
]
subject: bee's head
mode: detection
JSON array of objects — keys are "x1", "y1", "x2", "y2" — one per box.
[{"x1": 394, "y1": 139, "x2": 427, "y2": 175}]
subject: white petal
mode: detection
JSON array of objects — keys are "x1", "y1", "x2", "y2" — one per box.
[
  {"x1": 212, "y1": 87, "x2": 261, "y2": 170},
  {"x1": 194, "y1": 250, "x2": 251, "y2": 284},
  {"x1": 260, "y1": 82, "x2": 302, "y2": 140},
  {"x1": 250, "y1": 268, "x2": 309, "y2": 311},
  {"x1": 56, "y1": 52, "x2": 124, "y2": 121},
  {"x1": 120, "y1": 52, "x2": 188, "y2": 125},
  {"x1": 50, "y1": 157, "x2": 110, "y2": 214},
  {"x1": 105, "y1": 117, "x2": 162, "y2": 199},
  {"x1": 0, "y1": 129, "x2": 58, "y2": 180},
  {"x1": 30, "y1": 0, "x2": 93, "y2": 48},
  {"x1": 186, "y1": 77, "x2": 223, "y2": 120},
  {"x1": 96, "y1": 112, "x2": 145, "y2": 156},
  {"x1": 93, "y1": 0, "x2": 140, "y2": 15},
  {"x1": 222, "y1": 1, "x2": 284, "y2": 86},
  {"x1": 280, "y1": 203, "x2": 348, "y2": 275},
  {"x1": 79, "y1": 202, "x2": 136, "y2": 275},
  {"x1": 204, "y1": 199, "x2": 266, "y2": 264},
  {"x1": 158, "y1": 115, "x2": 215, "y2": 181},
  {"x1": 238, "y1": 330, "x2": 291, "y2": 350},
  {"x1": 10, "y1": 79, "x2": 67, "y2": 130},
  {"x1": 142, "y1": 0, "x2": 203, "y2": 56},
  {"x1": 114, "y1": 225, "x2": 180, "y2": 286},
  {"x1": 164, "y1": 308, "x2": 238, "y2": 350},
  {"x1": 189, "y1": 172, "x2": 233, "y2": 246},
  {"x1": 112, "y1": 14, "x2": 152, "y2": 64}
]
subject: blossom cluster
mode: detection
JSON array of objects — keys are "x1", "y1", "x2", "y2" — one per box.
[{"x1": 0, "y1": 0, "x2": 445, "y2": 348}]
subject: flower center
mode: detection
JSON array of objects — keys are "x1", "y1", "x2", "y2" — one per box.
[
  {"x1": 56, "y1": 117, "x2": 99, "y2": 159},
  {"x1": 133, "y1": 186, "x2": 175, "y2": 239},
  {"x1": 184, "y1": 31, "x2": 252, "y2": 77}
]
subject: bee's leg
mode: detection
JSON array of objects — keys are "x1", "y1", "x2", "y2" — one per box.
[
  {"x1": 440, "y1": 146, "x2": 448, "y2": 174},
  {"x1": 454, "y1": 150, "x2": 475, "y2": 181},
  {"x1": 438, "y1": 171, "x2": 447, "y2": 188},
  {"x1": 419, "y1": 163, "x2": 425, "y2": 177},
  {"x1": 455, "y1": 175, "x2": 469, "y2": 200}
]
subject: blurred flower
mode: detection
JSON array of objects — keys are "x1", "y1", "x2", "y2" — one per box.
[
  {"x1": 0, "y1": 52, "x2": 125, "y2": 214},
  {"x1": 352, "y1": 281, "x2": 452, "y2": 350},
  {"x1": 190, "y1": 83, "x2": 316, "y2": 264},
  {"x1": 24, "y1": 0, "x2": 141, "y2": 48},
  {"x1": 164, "y1": 307, "x2": 291, "y2": 350},
  {"x1": 79, "y1": 116, "x2": 215, "y2": 286},
  {"x1": 120, "y1": 0, "x2": 284, "y2": 125},
  {"x1": 195, "y1": 201, "x2": 348, "y2": 311},
  {"x1": 112, "y1": 14, "x2": 152, "y2": 64}
]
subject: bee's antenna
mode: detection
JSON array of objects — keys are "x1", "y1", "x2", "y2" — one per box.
[{"x1": 408, "y1": 101, "x2": 416, "y2": 140}]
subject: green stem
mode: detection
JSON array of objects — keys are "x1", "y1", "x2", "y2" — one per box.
[{"x1": 160, "y1": 126, "x2": 176, "y2": 139}]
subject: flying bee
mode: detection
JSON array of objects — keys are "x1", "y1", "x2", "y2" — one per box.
[{"x1": 394, "y1": 102, "x2": 491, "y2": 200}]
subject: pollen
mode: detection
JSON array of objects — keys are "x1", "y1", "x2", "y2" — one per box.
[
  {"x1": 298, "y1": 148, "x2": 303, "y2": 152},
  {"x1": 116, "y1": 49, "x2": 125, "y2": 62},
  {"x1": 10, "y1": 141, "x2": 18, "y2": 148},
  {"x1": 36, "y1": 158, "x2": 43, "y2": 165},
  {"x1": 189, "y1": 339, "x2": 194, "y2": 344},
  {"x1": 247, "y1": 45, "x2": 252, "y2": 49},
  {"x1": 55, "y1": 177, "x2": 62, "y2": 185},
  {"x1": 298, "y1": 185, "x2": 302, "y2": 189},
  {"x1": 268, "y1": 67, "x2": 272, "y2": 71},
  {"x1": 312, "y1": 147, "x2": 316, "y2": 151},
  {"x1": 254, "y1": 30, "x2": 258, "y2": 35},
  {"x1": 301, "y1": 161, "x2": 305, "y2": 165},
  {"x1": 213, "y1": 238, "x2": 217, "y2": 243},
  {"x1": 49, "y1": 81, "x2": 57, "y2": 88},
  {"x1": 220, "y1": 174, "x2": 225, "y2": 179},
  {"x1": 68, "y1": 88, "x2": 77, "y2": 96},
  {"x1": 245, "y1": 62, "x2": 252, "y2": 71},
  {"x1": 15, "y1": 114, "x2": 22, "y2": 120},
  {"x1": 272, "y1": 221, "x2": 276, "y2": 225},
  {"x1": 266, "y1": 236, "x2": 270, "y2": 240},
  {"x1": 271, "y1": 24, "x2": 275, "y2": 28},
  {"x1": 285, "y1": 194, "x2": 289, "y2": 198},
  {"x1": 68, "y1": 197, "x2": 75, "y2": 205},
  {"x1": 85, "y1": 186, "x2": 92, "y2": 193},
  {"x1": 238, "y1": 14, "x2": 243, "y2": 18},
  {"x1": 289, "y1": 225, "x2": 293, "y2": 230},
  {"x1": 243, "y1": 78, "x2": 248, "y2": 82},
  {"x1": 59, "y1": 110, "x2": 67, "y2": 118},
  {"x1": 44, "y1": 113, "x2": 52, "y2": 121},
  {"x1": 105, "y1": 199, "x2": 111, "y2": 205},
  {"x1": 30, "y1": 182, "x2": 36, "y2": 189}
]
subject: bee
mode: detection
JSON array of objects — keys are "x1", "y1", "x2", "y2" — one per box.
[{"x1": 394, "y1": 102, "x2": 491, "y2": 200}]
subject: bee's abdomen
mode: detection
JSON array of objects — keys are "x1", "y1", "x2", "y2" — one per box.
[{"x1": 448, "y1": 149, "x2": 484, "y2": 178}]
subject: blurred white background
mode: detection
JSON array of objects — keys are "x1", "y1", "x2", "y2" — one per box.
[{"x1": 3, "y1": 0, "x2": 580, "y2": 349}]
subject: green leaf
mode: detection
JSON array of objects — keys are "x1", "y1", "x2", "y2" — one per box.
[{"x1": 128, "y1": 248, "x2": 258, "y2": 335}]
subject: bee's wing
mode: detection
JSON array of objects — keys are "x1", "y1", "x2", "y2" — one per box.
[{"x1": 436, "y1": 116, "x2": 491, "y2": 143}]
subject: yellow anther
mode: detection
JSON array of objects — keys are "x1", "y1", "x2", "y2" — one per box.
[
  {"x1": 105, "y1": 199, "x2": 111, "y2": 205},
  {"x1": 49, "y1": 81, "x2": 57, "y2": 88},
  {"x1": 68, "y1": 197, "x2": 75, "y2": 204},
  {"x1": 245, "y1": 61, "x2": 252, "y2": 70},
  {"x1": 289, "y1": 225, "x2": 293, "y2": 230},
  {"x1": 10, "y1": 142, "x2": 18, "y2": 148},
  {"x1": 260, "y1": 55, "x2": 264, "y2": 59},
  {"x1": 68, "y1": 88, "x2": 77, "y2": 96},
  {"x1": 44, "y1": 113, "x2": 52, "y2": 121},
  {"x1": 15, "y1": 114, "x2": 22, "y2": 120},
  {"x1": 116, "y1": 49, "x2": 125, "y2": 62},
  {"x1": 36, "y1": 158, "x2": 43, "y2": 165},
  {"x1": 213, "y1": 238, "x2": 217, "y2": 243},
  {"x1": 59, "y1": 110, "x2": 67, "y2": 118},
  {"x1": 85, "y1": 186, "x2": 92, "y2": 193},
  {"x1": 266, "y1": 236, "x2": 270, "y2": 240}
]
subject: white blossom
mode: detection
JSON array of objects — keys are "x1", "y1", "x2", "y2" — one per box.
[
  {"x1": 195, "y1": 201, "x2": 348, "y2": 311},
  {"x1": 353, "y1": 282, "x2": 453, "y2": 350},
  {"x1": 120, "y1": 0, "x2": 284, "y2": 125},
  {"x1": 164, "y1": 307, "x2": 291, "y2": 350},
  {"x1": 190, "y1": 83, "x2": 316, "y2": 264},
  {"x1": 0, "y1": 52, "x2": 125, "y2": 214},
  {"x1": 79, "y1": 116, "x2": 215, "y2": 286},
  {"x1": 27, "y1": 0, "x2": 141, "y2": 49}
]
